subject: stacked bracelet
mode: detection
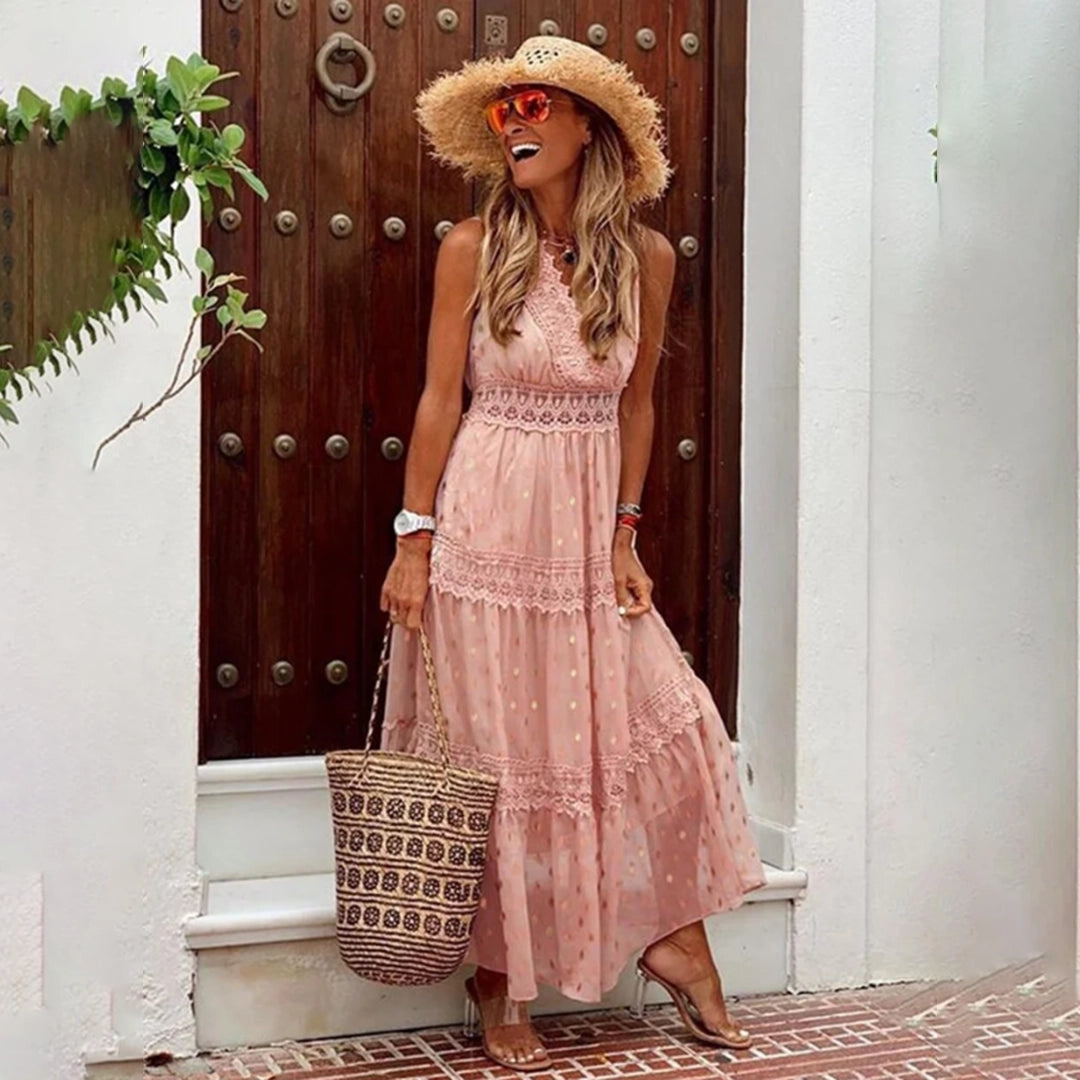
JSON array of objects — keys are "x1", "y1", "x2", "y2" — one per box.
[{"x1": 615, "y1": 501, "x2": 642, "y2": 537}]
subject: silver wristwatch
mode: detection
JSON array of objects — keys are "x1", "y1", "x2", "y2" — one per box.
[{"x1": 393, "y1": 508, "x2": 436, "y2": 537}]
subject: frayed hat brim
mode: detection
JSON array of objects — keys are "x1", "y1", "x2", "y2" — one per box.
[{"x1": 415, "y1": 36, "x2": 673, "y2": 207}]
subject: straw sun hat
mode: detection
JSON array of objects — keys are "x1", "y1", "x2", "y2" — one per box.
[{"x1": 414, "y1": 35, "x2": 673, "y2": 207}]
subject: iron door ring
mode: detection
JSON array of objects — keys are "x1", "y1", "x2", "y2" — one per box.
[{"x1": 315, "y1": 32, "x2": 376, "y2": 104}]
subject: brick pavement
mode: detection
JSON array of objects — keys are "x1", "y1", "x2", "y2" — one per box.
[{"x1": 147, "y1": 959, "x2": 1080, "y2": 1080}]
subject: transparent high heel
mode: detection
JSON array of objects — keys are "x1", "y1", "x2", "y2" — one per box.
[
  {"x1": 631, "y1": 956, "x2": 753, "y2": 1050},
  {"x1": 463, "y1": 988, "x2": 480, "y2": 1037},
  {"x1": 629, "y1": 964, "x2": 648, "y2": 1018},
  {"x1": 462, "y1": 974, "x2": 551, "y2": 1072}
]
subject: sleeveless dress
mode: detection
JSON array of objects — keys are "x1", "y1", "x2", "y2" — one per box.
[{"x1": 381, "y1": 241, "x2": 767, "y2": 1002}]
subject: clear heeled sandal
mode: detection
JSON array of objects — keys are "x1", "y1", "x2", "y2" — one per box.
[
  {"x1": 629, "y1": 956, "x2": 753, "y2": 1051},
  {"x1": 462, "y1": 975, "x2": 552, "y2": 1072}
]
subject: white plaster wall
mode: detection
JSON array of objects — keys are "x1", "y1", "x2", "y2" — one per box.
[
  {"x1": 741, "y1": 0, "x2": 802, "y2": 841},
  {"x1": 0, "y1": 2, "x2": 203, "y2": 1076},
  {"x1": 788, "y1": 0, "x2": 1079, "y2": 987},
  {"x1": 868, "y1": 0, "x2": 1078, "y2": 983}
]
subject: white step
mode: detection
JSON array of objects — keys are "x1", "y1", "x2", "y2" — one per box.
[{"x1": 184, "y1": 864, "x2": 806, "y2": 1051}]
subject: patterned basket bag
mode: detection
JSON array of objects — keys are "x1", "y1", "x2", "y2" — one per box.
[{"x1": 325, "y1": 617, "x2": 499, "y2": 986}]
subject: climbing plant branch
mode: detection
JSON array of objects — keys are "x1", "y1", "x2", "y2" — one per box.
[
  {"x1": 0, "y1": 50, "x2": 268, "y2": 450},
  {"x1": 92, "y1": 247, "x2": 264, "y2": 469}
]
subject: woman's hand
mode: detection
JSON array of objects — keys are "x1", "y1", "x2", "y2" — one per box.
[
  {"x1": 612, "y1": 530, "x2": 653, "y2": 617},
  {"x1": 379, "y1": 535, "x2": 433, "y2": 630}
]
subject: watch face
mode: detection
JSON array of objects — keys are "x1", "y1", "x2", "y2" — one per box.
[{"x1": 394, "y1": 510, "x2": 434, "y2": 536}]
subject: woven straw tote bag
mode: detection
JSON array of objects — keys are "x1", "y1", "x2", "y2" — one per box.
[{"x1": 324, "y1": 616, "x2": 499, "y2": 986}]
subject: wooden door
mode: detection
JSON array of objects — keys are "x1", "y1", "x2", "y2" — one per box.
[{"x1": 199, "y1": 0, "x2": 745, "y2": 763}]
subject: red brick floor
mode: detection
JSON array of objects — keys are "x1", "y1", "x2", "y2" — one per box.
[{"x1": 149, "y1": 959, "x2": 1080, "y2": 1080}]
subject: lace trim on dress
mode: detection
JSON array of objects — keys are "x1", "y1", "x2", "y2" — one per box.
[
  {"x1": 400, "y1": 672, "x2": 704, "y2": 817},
  {"x1": 524, "y1": 251, "x2": 633, "y2": 391},
  {"x1": 465, "y1": 380, "x2": 622, "y2": 433},
  {"x1": 429, "y1": 533, "x2": 615, "y2": 615}
]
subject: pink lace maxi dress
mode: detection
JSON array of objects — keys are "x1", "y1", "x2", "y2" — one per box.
[{"x1": 381, "y1": 243, "x2": 766, "y2": 1003}]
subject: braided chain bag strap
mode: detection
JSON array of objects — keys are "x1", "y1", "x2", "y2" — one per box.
[{"x1": 325, "y1": 617, "x2": 499, "y2": 986}]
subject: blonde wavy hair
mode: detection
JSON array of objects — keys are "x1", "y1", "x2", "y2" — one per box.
[{"x1": 465, "y1": 91, "x2": 647, "y2": 361}]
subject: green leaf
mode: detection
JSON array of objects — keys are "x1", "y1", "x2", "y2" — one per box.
[
  {"x1": 169, "y1": 183, "x2": 191, "y2": 222},
  {"x1": 0, "y1": 399, "x2": 19, "y2": 423},
  {"x1": 197, "y1": 184, "x2": 215, "y2": 223},
  {"x1": 140, "y1": 142, "x2": 166, "y2": 175},
  {"x1": 138, "y1": 276, "x2": 168, "y2": 303},
  {"x1": 193, "y1": 63, "x2": 223, "y2": 90},
  {"x1": 148, "y1": 118, "x2": 179, "y2": 146},
  {"x1": 100, "y1": 75, "x2": 129, "y2": 98},
  {"x1": 149, "y1": 184, "x2": 170, "y2": 223},
  {"x1": 166, "y1": 55, "x2": 196, "y2": 106},
  {"x1": 16, "y1": 86, "x2": 48, "y2": 123},
  {"x1": 103, "y1": 97, "x2": 124, "y2": 125},
  {"x1": 195, "y1": 246, "x2": 214, "y2": 278},
  {"x1": 222, "y1": 123, "x2": 245, "y2": 153},
  {"x1": 242, "y1": 309, "x2": 267, "y2": 329},
  {"x1": 216, "y1": 306, "x2": 233, "y2": 327},
  {"x1": 236, "y1": 165, "x2": 269, "y2": 201},
  {"x1": 194, "y1": 95, "x2": 230, "y2": 112}
]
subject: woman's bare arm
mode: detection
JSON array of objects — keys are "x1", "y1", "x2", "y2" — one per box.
[
  {"x1": 612, "y1": 227, "x2": 676, "y2": 617},
  {"x1": 617, "y1": 227, "x2": 676, "y2": 510},
  {"x1": 399, "y1": 216, "x2": 484, "y2": 518},
  {"x1": 380, "y1": 216, "x2": 482, "y2": 628}
]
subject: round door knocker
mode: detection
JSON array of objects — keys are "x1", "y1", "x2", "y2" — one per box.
[
  {"x1": 275, "y1": 0, "x2": 298, "y2": 16},
  {"x1": 274, "y1": 210, "x2": 299, "y2": 236},
  {"x1": 539, "y1": 18, "x2": 560, "y2": 35},
  {"x1": 677, "y1": 438, "x2": 698, "y2": 461},
  {"x1": 436, "y1": 7, "x2": 458, "y2": 31},
  {"x1": 315, "y1": 31, "x2": 376, "y2": 105},
  {"x1": 434, "y1": 219, "x2": 454, "y2": 241},
  {"x1": 271, "y1": 660, "x2": 295, "y2": 687},
  {"x1": 218, "y1": 207, "x2": 242, "y2": 232},
  {"x1": 330, "y1": 213, "x2": 354, "y2": 239},
  {"x1": 330, "y1": 0, "x2": 353, "y2": 22},
  {"x1": 381, "y1": 436, "x2": 404, "y2": 461},
  {"x1": 383, "y1": 3, "x2": 405, "y2": 27},
  {"x1": 680, "y1": 32, "x2": 702, "y2": 56},
  {"x1": 273, "y1": 433, "x2": 298, "y2": 459},
  {"x1": 220, "y1": 0, "x2": 242, "y2": 11},
  {"x1": 217, "y1": 431, "x2": 243, "y2": 458},
  {"x1": 587, "y1": 23, "x2": 608, "y2": 47}
]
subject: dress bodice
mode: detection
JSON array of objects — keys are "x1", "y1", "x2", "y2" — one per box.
[{"x1": 465, "y1": 246, "x2": 640, "y2": 399}]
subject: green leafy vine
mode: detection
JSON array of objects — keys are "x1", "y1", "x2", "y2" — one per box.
[{"x1": 0, "y1": 51, "x2": 269, "y2": 460}]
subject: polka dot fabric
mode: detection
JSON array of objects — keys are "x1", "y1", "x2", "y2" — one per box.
[{"x1": 381, "y1": 246, "x2": 766, "y2": 1002}]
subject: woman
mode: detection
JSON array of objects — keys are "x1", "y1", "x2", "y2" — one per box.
[{"x1": 379, "y1": 36, "x2": 767, "y2": 1072}]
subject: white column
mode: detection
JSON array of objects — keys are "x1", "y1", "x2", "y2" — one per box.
[{"x1": 792, "y1": 0, "x2": 877, "y2": 989}]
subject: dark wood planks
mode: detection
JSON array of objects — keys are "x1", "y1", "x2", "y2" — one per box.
[
  {"x1": 253, "y1": 0, "x2": 314, "y2": 755},
  {"x1": 706, "y1": 0, "x2": 747, "y2": 736},
  {"x1": 309, "y1": 4, "x2": 371, "y2": 752},
  {"x1": 201, "y1": 0, "x2": 260, "y2": 762}
]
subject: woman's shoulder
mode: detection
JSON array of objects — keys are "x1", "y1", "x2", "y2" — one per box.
[
  {"x1": 639, "y1": 225, "x2": 676, "y2": 269},
  {"x1": 441, "y1": 215, "x2": 484, "y2": 252}
]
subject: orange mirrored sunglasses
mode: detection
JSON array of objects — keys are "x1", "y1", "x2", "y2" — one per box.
[{"x1": 484, "y1": 88, "x2": 564, "y2": 135}]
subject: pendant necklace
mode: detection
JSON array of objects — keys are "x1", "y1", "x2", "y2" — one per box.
[{"x1": 540, "y1": 225, "x2": 578, "y2": 266}]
